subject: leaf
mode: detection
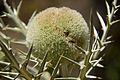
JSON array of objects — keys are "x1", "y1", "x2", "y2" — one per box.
[
  {"x1": 1, "y1": 75, "x2": 14, "y2": 80},
  {"x1": 97, "y1": 63, "x2": 104, "y2": 68},
  {"x1": 3, "y1": 0, "x2": 13, "y2": 14},
  {"x1": 38, "y1": 48, "x2": 49, "y2": 74},
  {"x1": 114, "y1": 8, "x2": 119, "y2": 14},
  {"x1": 22, "y1": 44, "x2": 33, "y2": 69},
  {"x1": 0, "y1": 32, "x2": 10, "y2": 46},
  {"x1": 0, "y1": 61, "x2": 10, "y2": 66},
  {"x1": 112, "y1": 0, "x2": 117, "y2": 7},
  {"x1": 0, "y1": 32, "x2": 10, "y2": 40},
  {"x1": 111, "y1": 19, "x2": 120, "y2": 25},
  {"x1": 116, "y1": 5, "x2": 120, "y2": 9},
  {"x1": 105, "y1": 1, "x2": 111, "y2": 15},
  {"x1": 3, "y1": 27, "x2": 21, "y2": 32},
  {"x1": 0, "y1": 18, "x2": 5, "y2": 28},
  {"x1": 3, "y1": 0, "x2": 27, "y2": 35},
  {"x1": 107, "y1": 36, "x2": 112, "y2": 39},
  {"x1": 3, "y1": 12, "x2": 12, "y2": 18},
  {"x1": 61, "y1": 55, "x2": 81, "y2": 66},
  {"x1": 0, "y1": 71, "x2": 18, "y2": 76},
  {"x1": 74, "y1": 44, "x2": 86, "y2": 54},
  {"x1": 93, "y1": 27, "x2": 99, "y2": 39},
  {"x1": 11, "y1": 40, "x2": 27, "y2": 45},
  {"x1": 27, "y1": 10, "x2": 37, "y2": 26},
  {"x1": 55, "y1": 77, "x2": 80, "y2": 80},
  {"x1": 86, "y1": 75, "x2": 102, "y2": 79},
  {"x1": 17, "y1": 0, "x2": 23, "y2": 16},
  {"x1": 103, "y1": 40, "x2": 113, "y2": 45},
  {"x1": 0, "y1": 40, "x2": 19, "y2": 68},
  {"x1": 0, "y1": 23, "x2": 3, "y2": 28},
  {"x1": 13, "y1": 6, "x2": 17, "y2": 16},
  {"x1": 97, "y1": 12, "x2": 106, "y2": 32},
  {"x1": 51, "y1": 54, "x2": 62, "y2": 78},
  {"x1": 88, "y1": 9, "x2": 94, "y2": 52}
]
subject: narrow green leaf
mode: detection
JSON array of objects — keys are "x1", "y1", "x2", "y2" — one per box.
[
  {"x1": 0, "y1": 32, "x2": 10, "y2": 40},
  {"x1": 26, "y1": 44, "x2": 33, "y2": 60},
  {"x1": 0, "y1": 72, "x2": 18, "y2": 75},
  {"x1": 0, "y1": 18, "x2": 5, "y2": 28},
  {"x1": 3, "y1": 27, "x2": 21, "y2": 32},
  {"x1": 1, "y1": 75, "x2": 14, "y2": 80},
  {"x1": 51, "y1": 54, "x2": 62, "y2": 78},
  {"x1": 61, "y1": 55, "x2": 81, "y2": 67},
  {"x1": 97, "y1": 12, "x2": 106, "y2": 32},
  {"x1": 116, "y1": 5, "x2": 120, "y2": 9},
  {"x1": 17, "y1": 0, "x2": 23, "y2": 16},
  {"x1": 96, "y1": 63, "x2": 104, "y2": 68},
  {"x1": 111, "y1": 19, "x2": 120, "y2": 25},
  {"x1": 93, "y1": 27, "x2": 99, "y2": 39},
  {"x1": 103, "y1": 40, "x2": 113, "y2": 45},
  {"x1": 0, "y1": 23, "x2": 3, "y2": 28},
  {"x1": 37, "y1": 48, "x2": 49, "y2": 74},
  {"x1": 112, "y1": 0, "x2": 117, "y2": 7},
  {"x1": 55, "y1": 77, "x2": 80, "y2": 80},
  {"x1": 13, "y1": 7, "x2": 17, "y2": 16},
  {"x1": 11, "y1": 40, "x2": 27, "y2": 45},
  {"x1": 88, "y1": 9, "x2": 94, "y2": 52},
  {"x1": 86, "y1": 75, "x2": 102, "y2": 79},
  {"x1": 3, "y1": 0, "x2": 27, "y2": 35},
  {"x1": 22, "y1": 44, "x2": 33, "y2": 68},
  {"x1": 74, "y1": 44, "x2": 86, "y2": 54},
  {"x1": 35, "y1": 48, "x2": 50, "y2": 80},
  {"x1": 106, "y1": 36, "x2": 112, "y2": 40},
  {"x1": 114, "y1": 8, "x2": 119, "y2": 14},
  {"x1": 3, "y1": 12, "x2": 12, "y2": 18},
  {"x1": 0, "y1": 61, "x2": 10, "y2": 65},
  {"x1": 93, "y1": 27, "x2": 102, "y2": 47},
  {"x1": 3, "y1": 0, "x2": 13, "y2": 15},
  {"x1": 14, "y1": 74, "x2": 20, "y2": 80},
  {"x1": 27, "y1": 10, "x2": 37, "y2": 26},
  {"x1": 105, "y1": 1, "x2": 111, "y2": 15},
  {"x1": 0, "y1": 40, "x2": 19, "y2": 68}
]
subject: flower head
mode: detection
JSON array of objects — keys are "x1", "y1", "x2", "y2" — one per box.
[{"x1": 26, "y1": 7, "x2": 89, "y2": 65}]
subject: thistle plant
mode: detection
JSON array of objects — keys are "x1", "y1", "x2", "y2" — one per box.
[{"x1": 0, "y1": 0, "x2": 120, "y2": 80}]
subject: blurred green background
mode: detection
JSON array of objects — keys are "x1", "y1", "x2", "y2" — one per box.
[{"x1": 0, "y1": 0, "x2": 120, "y2": 80}]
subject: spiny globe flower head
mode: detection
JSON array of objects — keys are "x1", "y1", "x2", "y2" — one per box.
[{"x1": 26, "y1": 7, "x2": 89, "y2": 65}]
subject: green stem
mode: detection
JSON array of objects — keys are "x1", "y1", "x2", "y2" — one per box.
[
  {"x1": 0, "y1": 40, "x2": 19, "y2": 68},
  {"x1": 80, "y1": 51, "x2": 91, "y2": 80},
  {"x1": 80, "y1": 0, "x2": 118, "y2": 80},
  {"x1": 0, "y1": 40, "x2": 32, "y2": 80},
  {"x1": 101, "y1": 0, "x2": 117, "y2": 43},
  {"x1": 80, "y1": 9, "x2": 93, "y2": 80}
]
